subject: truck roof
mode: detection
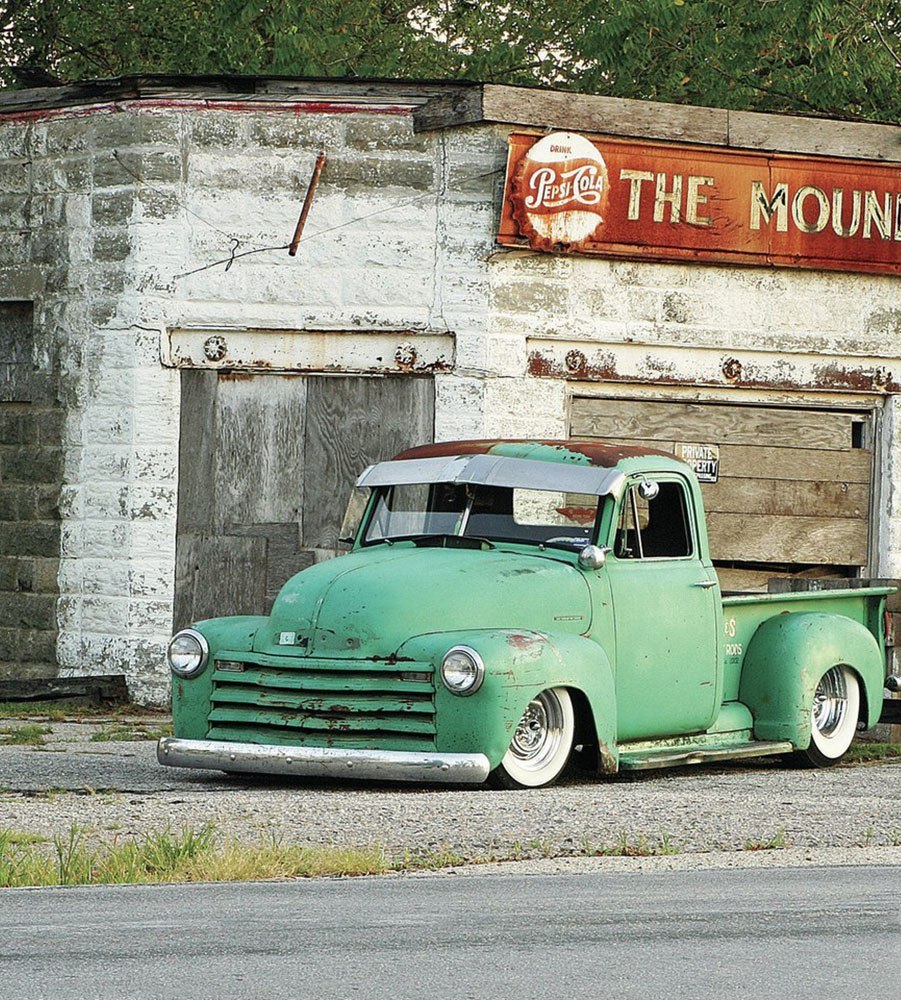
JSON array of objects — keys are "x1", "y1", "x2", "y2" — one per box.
[
  {"x1": 358, "y1": 439, "x2": 682, "y2": 497},
  {"x1": 392, "y1": 439, "x2": 673, "y2": 467}
]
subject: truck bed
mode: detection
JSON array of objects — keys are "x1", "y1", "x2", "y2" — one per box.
[{"x1": 719, "y1": 586, "x2": 891, "y2": 703}]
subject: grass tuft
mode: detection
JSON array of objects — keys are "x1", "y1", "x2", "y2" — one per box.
[
  {"x1": 845, "y1": 742, "x2": 901, "y2": 764},
  {"x1": 743, "y1": 828, "x2": 789, "y2": 851},
  {"x1": 0, "y1": 724, "x2": 51, "y2": 746},
  {"x1": 586, "y1": 831, "x2": 681, "y2": 858},
  {"x1": 0, "y1": 824, "x2": 392, "y2": 888},
  {"x1": 89, "y1": 723, "x2": 172, "y2": 743}
]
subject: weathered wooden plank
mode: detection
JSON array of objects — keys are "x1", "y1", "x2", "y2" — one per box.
[
  {"x1": 729, "y1": 110, "x2": 901, "y2": 164},
  {"x1": 715, "y1": 443, "x2": 871, "y2": 484},
  {"x1": 224, "y1": 523, "x2": 315, "y2": 610},
  {"x1": 302, "y1": 375, "x2": 434, "y2": 549},
  {"x1": 413, "y1": 86, "x2": 485, "y2": 132},
  {"x1": 700, "y1": 479, "x2": 868, "y2": 519},
  {"x1": 481, "y1": 85, "x2": 730, "y2": 144},
  {"x1": 706, "y1": 513, "x2": 868, "y2": 565},
  {"x1": 715, "y1": 566, "x2": 851, "y2": 594},
  {"x1": 173, "y1": 534, "x2": 266, "y2": 630},
  {"x1": 580, "y1": 431, "x2": 872, "y2": 485},
  {"x1": 215, "y1": 373, "x2": 308, "y2": 527},
  {"x1": 176, "y1": 370, "x2": 217, "y2": 532},
  {"x1": 0, "y1": 674, "x2": 129, "y2": 705},
  {"x1": 413, "y1": 83, "x2": 901, "y2": 163},
  {"x1": 571, "y1": 397, "x2": 857, "y2": 451}
]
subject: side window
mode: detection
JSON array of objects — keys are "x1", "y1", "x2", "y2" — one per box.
[{"x1": 615, "y1": 481, "x2": 692, "y2": 559}]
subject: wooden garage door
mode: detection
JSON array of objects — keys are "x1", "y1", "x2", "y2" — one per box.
[
  {"x1": 571, "y1": 397, "x2": 873, "y2": 588},
  {"x1": 174, "y1": 371, "x2": 434, "y2": 630}
]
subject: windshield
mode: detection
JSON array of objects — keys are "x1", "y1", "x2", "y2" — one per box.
[{"x1": 362, "y1": 483, "x2": 599, "y2": 549}]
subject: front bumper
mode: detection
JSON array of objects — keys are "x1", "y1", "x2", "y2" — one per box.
[{"x1": 157, "y1": 737, "x2": 491, "y2": 785}]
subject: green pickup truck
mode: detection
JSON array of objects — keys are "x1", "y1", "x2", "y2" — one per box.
[{"x1": 158, "y1": 439, "x2": 899, "y2": 789}]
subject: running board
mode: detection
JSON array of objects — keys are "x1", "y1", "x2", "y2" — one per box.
[{"x1": 618, "y1": 740, "x2": 794, "y2": 771}]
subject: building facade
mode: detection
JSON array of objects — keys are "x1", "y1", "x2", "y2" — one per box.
[{"x1": 0, "y1": 77, "x2": 898, "y2": 703}]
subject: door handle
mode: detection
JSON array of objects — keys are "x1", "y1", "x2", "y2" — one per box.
[{"x1": 692, "y1": 580, "x2": 717, "y2": 589}]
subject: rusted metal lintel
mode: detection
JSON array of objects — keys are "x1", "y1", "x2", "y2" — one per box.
[
  {"x1": 289, "y1": 151, "x2": 326, "y2": 256},
  {"x1": 528, "y1": 350, "x2": 900, "y2": 395}
]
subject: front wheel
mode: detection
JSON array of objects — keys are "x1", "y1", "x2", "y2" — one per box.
[
  {"x1": 791, "y1": 664, "x2": 860, "y2": 768},
  {"x1": 489, "y1": 688, "x2": 574, "y2": 789}
]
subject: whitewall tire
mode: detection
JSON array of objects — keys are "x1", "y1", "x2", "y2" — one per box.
[{"x1": 490, "y1": 687, "x2": 575, "y2": 789}]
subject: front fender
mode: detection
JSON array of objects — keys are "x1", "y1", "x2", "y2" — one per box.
[
  {"x1": 738, "y1": 612, "x2": 885, "y2": 748},
  {"x1": 397, "y1": 629, "x2": 617, "y2": 771}
]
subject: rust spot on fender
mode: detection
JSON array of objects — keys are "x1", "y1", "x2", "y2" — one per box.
[
  {"x1": 598, "y1": 742, "x2": 618, "y2": 774},
  {"x1": 506, "y1": 632, "x2": 542, "y2": 650}
]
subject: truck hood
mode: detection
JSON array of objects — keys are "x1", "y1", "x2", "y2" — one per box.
[{"x1": 254, "y1": 544, "x2": 591, "y2": 658}]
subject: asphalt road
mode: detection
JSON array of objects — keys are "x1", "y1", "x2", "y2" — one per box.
[{"x1": 0, "y1": 865, "x2": 898, "y2": 999}]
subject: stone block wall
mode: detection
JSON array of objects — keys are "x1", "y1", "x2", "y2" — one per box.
[{"x1": 0, "y1": 301, "x2": 63, "y2": 680}]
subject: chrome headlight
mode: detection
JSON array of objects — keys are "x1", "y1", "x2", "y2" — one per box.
[
  {"x1": 167, "y1": 628, "x2": 210, "y2": 679},
  {"x1": 440, "y1": 645, "x2": 485, "y2": 696}
]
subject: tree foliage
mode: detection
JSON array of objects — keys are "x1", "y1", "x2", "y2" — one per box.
[{"x1": 1, "y1": 0, "x2": 899, "y2": 122}]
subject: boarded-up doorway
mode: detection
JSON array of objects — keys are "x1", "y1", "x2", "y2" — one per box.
[
  {"x1": 570, "y1": 395, "x2": 875, "y2": 590},
  {"x1": 174, "y1": 372, "x2": 434, "y2": 629}
]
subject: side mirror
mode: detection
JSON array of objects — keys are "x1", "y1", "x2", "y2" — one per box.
[
  {"x1": 578, "y1": 545, "x2": 610, "y2": 571},
  {"x1": 638, "y1": 480, "x2": 659, "y2": 501}
]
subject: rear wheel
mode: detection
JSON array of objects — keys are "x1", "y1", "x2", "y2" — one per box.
[
  {"x1": 791, "y1": 664, "x2": 860, "y2": 768},
  {"x1": 489, "y1": 688, "x2": 574, "y2": 789}
]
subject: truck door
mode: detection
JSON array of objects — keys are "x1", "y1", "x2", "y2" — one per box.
[{"x1": 605, "y1": 476, "x2": 720, "y2": 740}]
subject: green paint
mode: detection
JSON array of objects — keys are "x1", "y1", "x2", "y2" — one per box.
[{"x1": 168, "y1": 443, "x2": 892, "y2": 782}]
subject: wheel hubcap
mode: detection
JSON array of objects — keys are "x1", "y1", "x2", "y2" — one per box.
[
  {"x1": 812, "y1": 667, "x2": 848, "y2": 737},
  {"x1": 509, "y1": 693, "x2": 565, "y2": 771}
]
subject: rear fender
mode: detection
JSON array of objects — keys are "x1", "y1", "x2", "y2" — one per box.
[
  {"x1": 397, "y1": 629, "x2": 618, "y2": 772},
  {"x1": 738, "y1": 612, "x2": 884, "y2": 748}
]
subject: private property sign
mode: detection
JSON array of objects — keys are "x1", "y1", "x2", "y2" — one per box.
[{"x1": 498, "y1": 131, "x2": 901, "y2": 275}]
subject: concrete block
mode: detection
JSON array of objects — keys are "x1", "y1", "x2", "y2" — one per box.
[
  {"x1": 46, "y1": 117, "x2": 96, "y2": 153},
  {"x1": 128, "y1": 484, "x2": 176, "y2": 521},
  {"x1": 0, "y1": 126, "x2": 28, "y2": 159},
  {"x1": 344, "y1": 117, "x2": 429, "y2": 154},
  {"x1": 80, "y1": 521, "x2": 130, "y2": 559},
  {"x1": 81, "y1": 594, "x2": 128, "y2": 631},
  {"x1": 128, "y1": 560, "x2": 173, "y2": 598},
  {"x1": 191, "y1": 113, "x2": 244, "y2": 147},
  {"x1": 95, "y1": 110, "x2": 182, "y2": 149},
  {"x1": 128, "y1": 598, "x2": 173, "y2": 636},
  {"x1": 0, "y1": 162, "x2": 29, "y2": 194},
  {"x1": 489, "y1": 279, "x2": 570, "y2": 316},
  {"x1": 249, "y1": 114, "x2": 344, "y2": 150},
  {"x1": 91, "y1": 192, "x2": 135, "y2": 226},
  {"x1": 93, "y1": 232, "x2": 133, "y2": 263},
  {"x1": 0, "y1": 591, "x2": 56, "y2": 630},
  {"x1": 81, "y1": 557, "x2": 129, "y2": 597}
]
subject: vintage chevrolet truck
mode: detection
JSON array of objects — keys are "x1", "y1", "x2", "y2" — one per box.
[{"x1": 158, "y1": 439, "x2": 900, "y2": 789}]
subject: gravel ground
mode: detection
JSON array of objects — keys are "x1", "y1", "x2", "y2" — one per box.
[{"x1": 1, "y1": 713, "x2": 900, "y2": 870}]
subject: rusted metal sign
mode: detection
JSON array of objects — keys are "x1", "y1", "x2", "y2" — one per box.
[{"x1": 499, "y1": 132, "x2": 900, "y2": 275}]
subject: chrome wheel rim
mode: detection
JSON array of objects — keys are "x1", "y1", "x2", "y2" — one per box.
[
  {"x1": 509, "y1": 692, "x2": 566, "y2": 772},
  {"x1": 812, "y1": 666, "x2": 848, "y2": 738}
]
